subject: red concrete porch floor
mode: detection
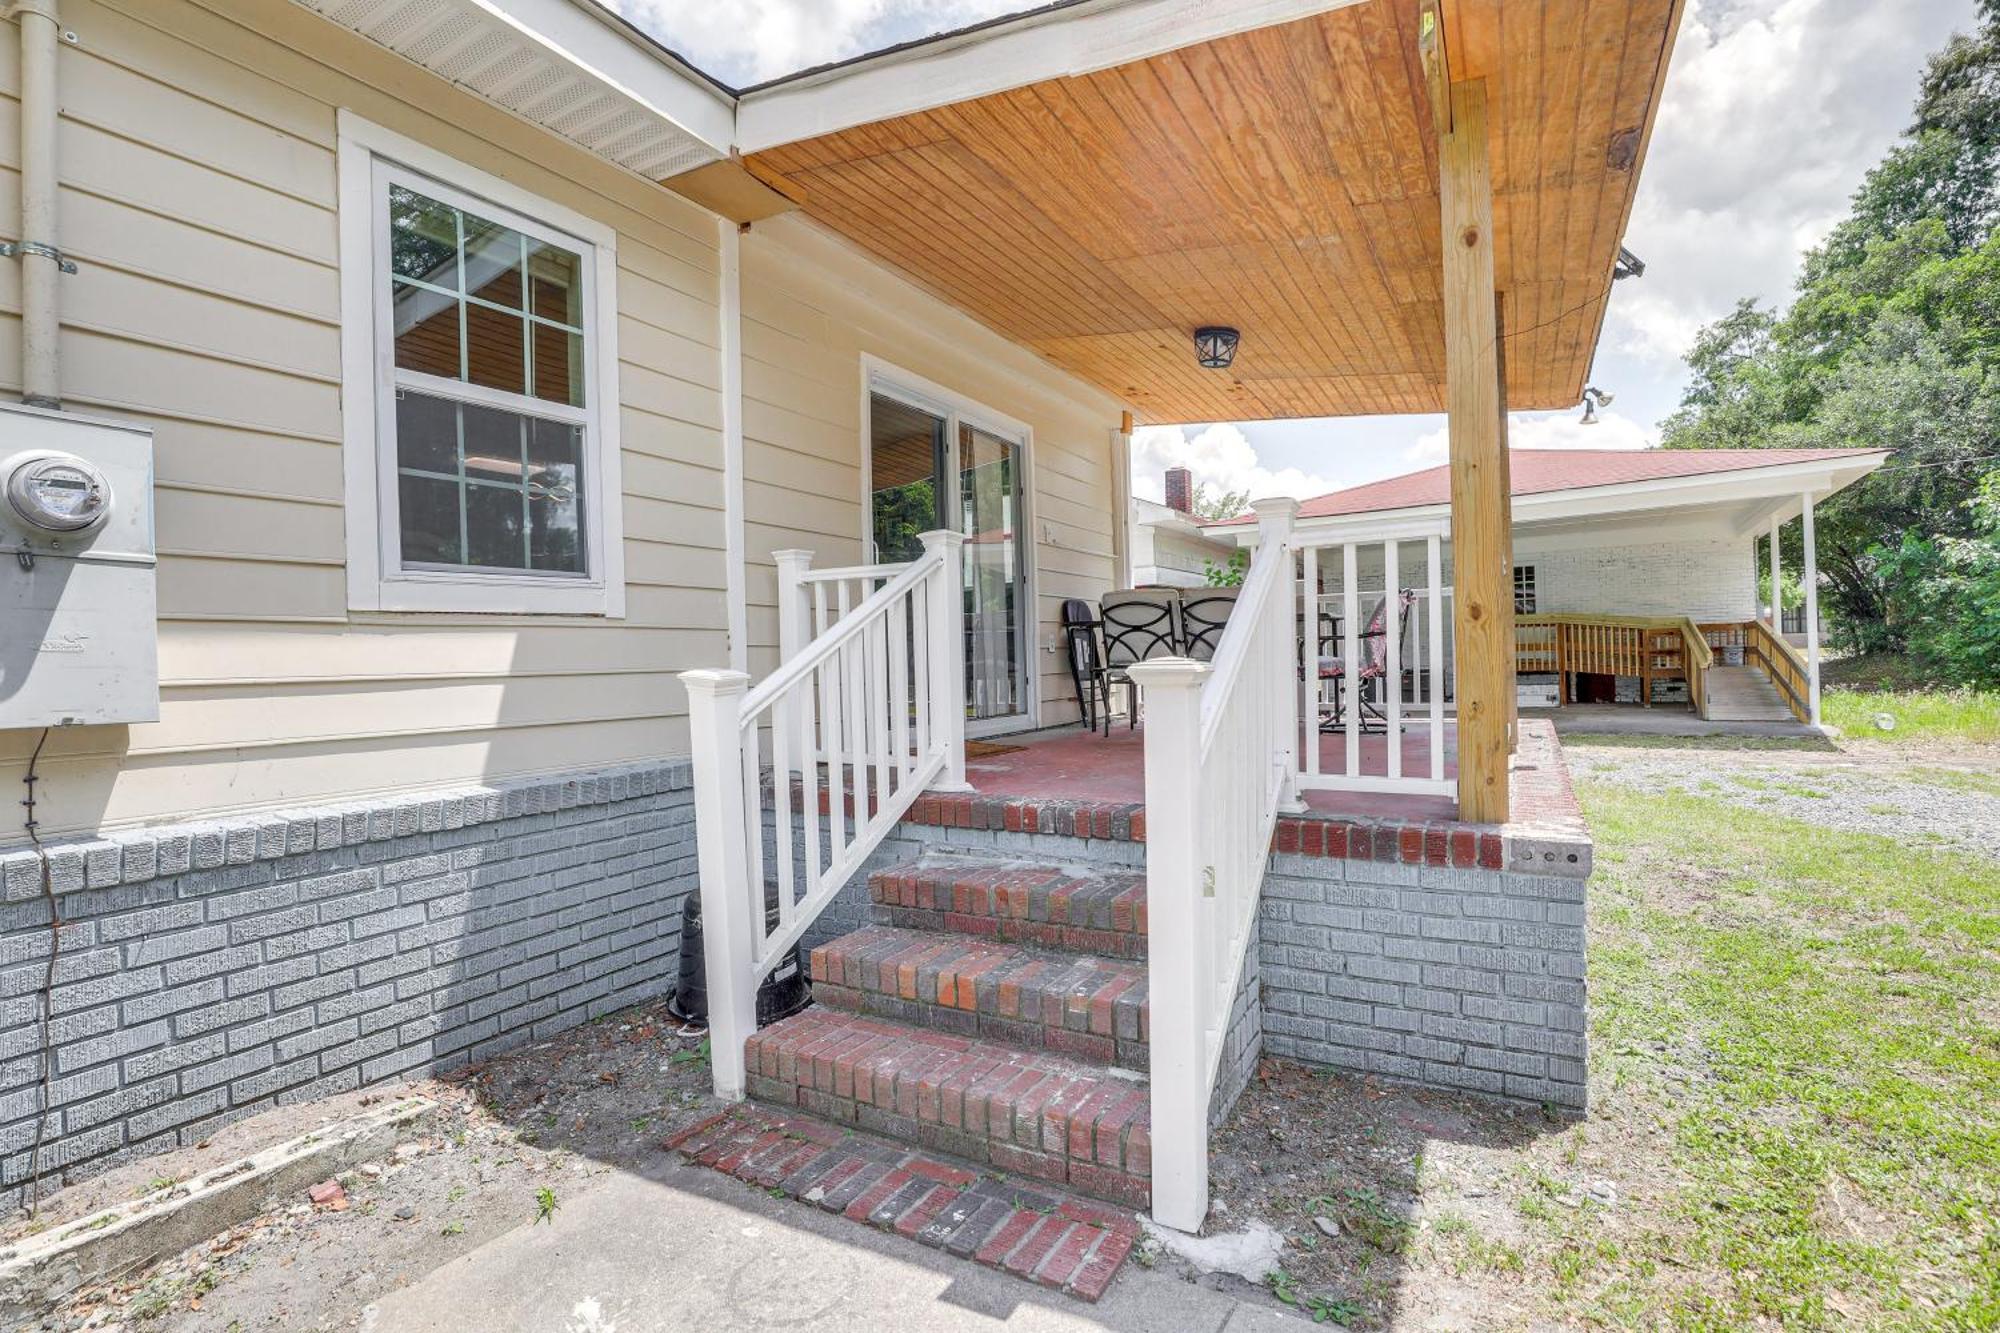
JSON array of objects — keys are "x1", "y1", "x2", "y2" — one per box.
[{"x1": 965, "y1": 722, "x2": 1459, "y2": 822}]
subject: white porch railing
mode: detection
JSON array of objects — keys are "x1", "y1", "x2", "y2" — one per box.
[
  {"x1": 1296, "y1": 527, "x2": 1454, "y2": 798},
  {"x1": 1129, "y1": 498, "x2": 1301, "y2": 1231},
  {"x1": 682, "y1": 530, "x2": 968, "y2": 1100}
]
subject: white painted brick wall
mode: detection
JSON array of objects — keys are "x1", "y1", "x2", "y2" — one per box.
[{"x1": 1519, "y1": 536, "x2": 1756, "y2": 622}]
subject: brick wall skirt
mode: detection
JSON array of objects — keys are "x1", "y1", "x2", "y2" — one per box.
[
  {"x1": 0, "y1": 761, "x2": 696, "y2": 1210},
  {"x1": 1258, "y1": 853, "x2": 1588, "y2": 1109}
]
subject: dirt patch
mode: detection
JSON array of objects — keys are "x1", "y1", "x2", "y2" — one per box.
[{"x1": 23, "y1": 999, "x2": 720, "y2": 1332}]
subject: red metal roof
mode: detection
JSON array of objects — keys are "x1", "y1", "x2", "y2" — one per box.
[{"x1": 1212, "y1": 448, "x2": 1878, "y2": 525}]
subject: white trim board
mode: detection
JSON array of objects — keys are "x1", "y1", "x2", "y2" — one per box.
[{"x1": 734, "y1": 0, "x2": 1368, "y2": 152}]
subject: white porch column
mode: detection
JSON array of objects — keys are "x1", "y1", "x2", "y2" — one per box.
[
  {"x1": 1252, "y1": 497, "x2": 1305, "y2": 813},
  {"x1": 718, "y1": 220, "x2": 748, "y2": 672},
  {"x1": 919, "y1": 529, "x2": 973, "y2": 791},
  {"x1": 1768, "y1": 514, "x2": 1782, "y2": 629},
  {"x1": 1127, "y1": 657, "x2": 1210, "y2": 1232},
  {"x1": 1801, "y1": 491, "x2": 1822, "y2": 726},
  {"x1": 681, "y1": 668, "x2": 756, "y2": 1101}
]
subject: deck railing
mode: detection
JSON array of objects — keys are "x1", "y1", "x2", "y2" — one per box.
[
  {"x1": 1515, "y1": 613, "x2": 1713, "y2": 717},
  {"x1": 1295, "y1": 527, "x2": 1453, "y2": 797},
  {"x1": 1130, "y1": 499, "x2": 1300, "y2": 1232},
  {"x1": 682, "y1": 531, "x2": 967, "y2": 1100},
  {"x1": 1742, "y1": 617, "x2": 1811, "y2": 722}
]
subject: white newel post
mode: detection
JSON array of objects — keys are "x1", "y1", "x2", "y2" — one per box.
[
  {"x1": 920, "y1": 529, "x2": 972, "y2": 791},
  {"x1": 1128, "y1": 657, "x2": 1212, "y2": 1232},
  {"x1": 772, "y1": 549, "x2": 814, "y2": 667},
  {"x1": 1801, "y1": 491, "x2": 1822, "y2": 726},
  {"x1": 1251, "y1": 498, "x2": 1304, "y2": 813},
  {"x1": 681, "y1": 668, "x2": 757, "y2": 1101}
]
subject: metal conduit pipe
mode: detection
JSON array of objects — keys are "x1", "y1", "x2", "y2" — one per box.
[{"x1": 12, "y1": 0, "x2": 64, "y2": 408}]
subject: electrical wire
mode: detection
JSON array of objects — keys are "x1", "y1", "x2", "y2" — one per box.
[{"x1": 20, "y1": 726, "x2": 60, "y2": 1217}]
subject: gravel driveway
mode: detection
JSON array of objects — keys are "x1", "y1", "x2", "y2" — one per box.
[{"x1": 1562, "y1": 736, "x2": 2000, "y2": 860}]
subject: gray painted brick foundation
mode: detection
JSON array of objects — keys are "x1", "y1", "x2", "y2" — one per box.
[
  {"x1": 0, "y1": 761, "x2": 697, "y2": 1210},
  {"x1": 832, "y1": 813, "x2": 1587, "y2": 1115},
  {"x1": 1257, "y1": 853, "x2": 1589, "y2": 1109}
]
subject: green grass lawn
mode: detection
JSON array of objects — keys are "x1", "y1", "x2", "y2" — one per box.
[
  {"x1": 1572, "y1": 782, "x2": 2000, "y2": 1328},
  {"x1": 1822, "y1": 687, "x2": 2000, "y2": 745}
]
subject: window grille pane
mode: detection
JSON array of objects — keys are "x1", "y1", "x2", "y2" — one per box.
[
  {"x1": 531, "y1": 323, "x2": 584, "y2": 407},
  {"x1": 528, "y1": 242, "x2": 582, "y2": 326},
  {"x1": 395, "y1": 388, "x2": 459, "y2": 475},
  {"x1": 462, "y1": 214, "x2": 524, "y2": 311},
  {"x1": 388, "y1": 185, "x2": 457, "y2": 285},
  {"x1": 393, "y1": 279, "x2": 462, "y2": 380},
  {"x1": 527, "y1": 418, "x2": 585, "y2": 572},
  {"x1": 464, "y1": 301, "x2": 527, "y2": 395},
  {"x1": 466, "y1": 481, "x2": 527, "y2": 570},
  {"x1": 398, "y1": 472, "x2": 461, "y2": 566}
]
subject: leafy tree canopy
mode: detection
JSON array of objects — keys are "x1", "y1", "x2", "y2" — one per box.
[{"x1": 1661, "y1": 3, "x2": 2000, "y2": 681}]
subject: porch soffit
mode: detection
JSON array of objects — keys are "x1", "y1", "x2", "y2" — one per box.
[{"x1": 742, "y1": 0, "x2": 1683, "y2": 425}]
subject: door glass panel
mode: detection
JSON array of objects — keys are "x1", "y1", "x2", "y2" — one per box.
[
  {"x1": 869, "y1": 393, "x2": 944, "y2": 563},
  {"x1": 960, "y1": 424, "x2": 1026, "y2": 725}
]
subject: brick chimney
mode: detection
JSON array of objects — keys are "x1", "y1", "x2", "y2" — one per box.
[{"x1": 1163, "y1": 466, "x2": 1193, "y2": 514}]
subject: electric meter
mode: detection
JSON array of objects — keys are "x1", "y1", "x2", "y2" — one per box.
[{"x1": 6, "y1": 451, "x2": 110, "y2": 532}]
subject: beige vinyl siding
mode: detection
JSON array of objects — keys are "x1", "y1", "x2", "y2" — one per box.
[
  {"x1": 0, "y1": 0, "x2": 730, "y2": 837},
  {"x1": 738, "y1": 215, "x2": 1125, "y2": 725}
]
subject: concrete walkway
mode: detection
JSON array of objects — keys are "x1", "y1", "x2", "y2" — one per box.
[
  {"x1": 1523, "y1": 704, "x2": 1822, "y2": 740},
  {"x1": 362, "y1": 1157, "x2": 1299, "y2": 1333}
]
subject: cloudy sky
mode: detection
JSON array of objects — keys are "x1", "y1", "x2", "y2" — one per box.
[{"x1": 609, "y1": 0, "x2": 1975, "y2": 503}]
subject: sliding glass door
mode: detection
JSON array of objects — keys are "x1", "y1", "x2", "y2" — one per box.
[{"x1": 868, "y1": 386, "x2": 1032, "y2": 734}]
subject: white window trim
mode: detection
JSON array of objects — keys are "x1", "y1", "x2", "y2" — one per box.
[
  {"x1": 337, "y1": 111, "x2": 625, "y2": 616},
  {"x1": 858, "y1": 355, "x2": 1039, "y2": 735}
]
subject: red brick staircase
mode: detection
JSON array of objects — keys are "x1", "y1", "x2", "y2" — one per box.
[{"x1": 677, "y1": 854, "x2": 1156, "y2": 1299}]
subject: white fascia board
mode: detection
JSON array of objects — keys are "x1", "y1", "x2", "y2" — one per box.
[
  {"x1": 734, "y1": 0, "x2": 1365, "y2": 153},
  {"x1": 1280, "y1": 452, "x2": 1894, "y2": 546},
  {"x1": 480, "y1": 0, "x2": 735, "y2": 155}
]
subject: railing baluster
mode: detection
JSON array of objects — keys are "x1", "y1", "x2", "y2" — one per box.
[
  {"x1": 870, "y1": 610, "x2": 892, "y2": 809},
  {"x1": 1302, "y1": 544, "x2": 1320, "y2": 781},
  {"x1": 1427, "y1": 534, "x2": 1445, "y2": 783},
  {"x1": 798, "y1": 660, "x2": 822, "y2": 898},
  {"x1": 1385, "y1": 539, "x2": 1402, "y2": 780},
  {"x1": 773, "y1": 681, "x2": 795, "y2": 937},
  {"x1": 890, "y1": 594, "x2": 911, "y2": 779},
  {"x1": 1342, "y1": 543, "x2": 1360, "y2": 777}
]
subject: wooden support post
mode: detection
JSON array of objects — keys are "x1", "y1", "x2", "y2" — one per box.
[
  {"x1": 1441, "y1": 79, "x2": 1510, "y2": 824},
  {"x1": 1801, "y1": 492, "x2": 1822, "y2": 726},
  {"x1": 1495, "y1": 293, "x2": 1517, "y2": 752}
]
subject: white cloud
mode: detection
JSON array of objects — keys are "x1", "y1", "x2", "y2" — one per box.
[
  {"x1": 1608, "y1": 0, "x2": 1971, "y2": 369},
  {"x1": 598, "y1": 0, "x2": 1026, "y2": 86},
  {"x1": 1401, "y1": 410, "x2": 1657, "y2": 469},
  {"x1": 1131, "y1": 423, "x2": 1340, "y2": 506}
]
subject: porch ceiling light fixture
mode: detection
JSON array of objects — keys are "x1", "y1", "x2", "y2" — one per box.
[
  {"x1": 1193, "y1": 326, "x2": 1240, "y2": 369},
  {"x1": 1580, "y1": 386, "x2": 1614, "y2": 425},
  {"x1": 1613, "y1": 246, "x2": 1647, "y2": 281}
]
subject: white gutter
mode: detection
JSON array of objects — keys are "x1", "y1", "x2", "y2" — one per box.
[{"x1": 11, "y1": 0, "x2": 66, "y2": 408}]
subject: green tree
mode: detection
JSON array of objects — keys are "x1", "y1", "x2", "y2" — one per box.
[
  {"x1": 1661, "y1": 3, "x2": 2000, "y2": 677},
  {"x1": 1188, "y1": 481, "x2": 1252, "y2": 522}
]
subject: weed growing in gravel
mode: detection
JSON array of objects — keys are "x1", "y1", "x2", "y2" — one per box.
[{"x1": 534, "y1": 1187, "x2": 559, "y2": 1224}]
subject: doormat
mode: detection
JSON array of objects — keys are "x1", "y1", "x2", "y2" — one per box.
[{"x1": 966, "y1": 740, "x2": 1026, "y2": 758}]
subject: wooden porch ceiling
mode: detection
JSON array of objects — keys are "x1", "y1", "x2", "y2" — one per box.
[{"x1": 742, "y1": 0, "x2": 1681, "y2": 425}]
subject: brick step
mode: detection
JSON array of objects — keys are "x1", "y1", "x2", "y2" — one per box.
[
  {"x1": 812, "y1": 925, "x2": 1148, "y2": 1070},
  {"x1": 869, "y1": 857, "x2": 1147, "y2": 960},
  {"x1": 667, "y1": 1103, "x2": 1140, "y2": 1301},
  {"x1": 744, "y1": 1007, "x2": 1151, "y2": 1210}
]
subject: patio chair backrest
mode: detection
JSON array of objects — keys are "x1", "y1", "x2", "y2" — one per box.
[
  {"x1": 1178, "y1": 586, "x2": 1240, "y2": 662},
  {"x1": 1361, "y1": 590, "x2": 1419, "y2": 673},
  {"x1": 1099, "y1": 589, "x2": 1180, "y2": 668},
  {"x1": 1059, "y1": 598, "x2": 1101, "y2": 670}
]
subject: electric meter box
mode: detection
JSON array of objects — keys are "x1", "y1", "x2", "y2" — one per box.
[{"x1": 1, "y1": 402, "x2": 158, "y2": 729}]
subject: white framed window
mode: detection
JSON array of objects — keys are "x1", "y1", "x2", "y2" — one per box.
[
  {"x1": 337, "y1": 112, "x2": 624, "y2": 616},
  {"x1": 1514, "y1": 563, "x2": 1537, "y2": 615}
]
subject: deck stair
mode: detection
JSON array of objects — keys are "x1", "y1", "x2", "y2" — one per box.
[
  {"x1": 1705, "y1": 664, "x2": 1795, "y2": 722},
  {"x1": 732, "y1": 854, "x2": 1155, "y2": 1214}
]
